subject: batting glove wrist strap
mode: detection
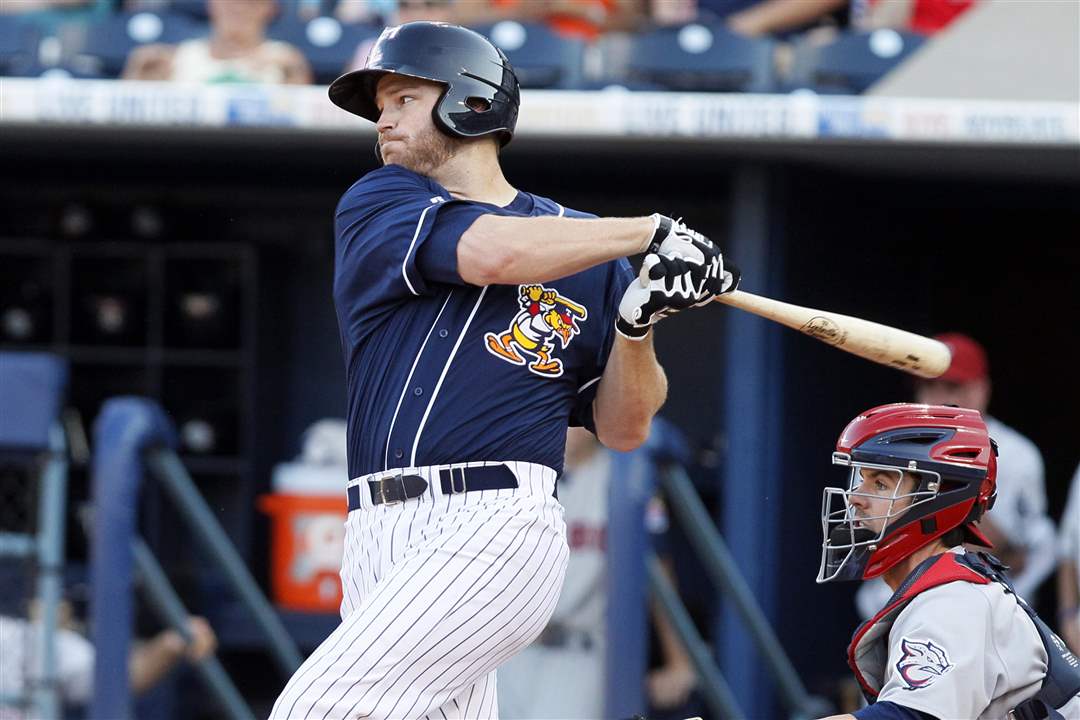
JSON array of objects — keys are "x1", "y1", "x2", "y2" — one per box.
[
  {"x1": 645, "y1": 213, "x2": 671, "y2": 255},
  {"x1": 615, "y1": 316, "x2": 651, "y2": 340},
  {"x1": 618, "y1": 253, "x2": 703, "y2": 336}
]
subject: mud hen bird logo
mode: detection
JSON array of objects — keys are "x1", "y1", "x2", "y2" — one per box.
[
  {"x1": 896, "y1": 638, "x2": 953, "y2": 690},
  {"x1": 485, "y1": 284, "x2": 587, "y2": 378}
]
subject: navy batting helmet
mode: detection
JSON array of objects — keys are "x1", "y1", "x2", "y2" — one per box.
[{"x1": 328, "y1": 22, "x2": 520, "y2": 147}]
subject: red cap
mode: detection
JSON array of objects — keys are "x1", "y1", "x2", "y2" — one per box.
[{"x1": 936, "y1": 333, "x2": 989, "y2": 383}]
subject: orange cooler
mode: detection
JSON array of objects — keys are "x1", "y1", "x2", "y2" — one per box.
[{"x1": 258, "y1": 487, "x2": 347, "y2": 612}]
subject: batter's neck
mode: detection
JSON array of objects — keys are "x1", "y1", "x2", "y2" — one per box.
[{"x1": 432, "y1": 149, "x2": 518, "y2": 207}]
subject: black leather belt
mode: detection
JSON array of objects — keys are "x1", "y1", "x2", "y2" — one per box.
[{"x1": 347, "y1": 465, "x2": 519, "y2": 510}]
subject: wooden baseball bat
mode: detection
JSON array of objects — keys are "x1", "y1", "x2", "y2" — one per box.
[{"x1": 713, "y1": 290, "x2": 951, "y2": 379}]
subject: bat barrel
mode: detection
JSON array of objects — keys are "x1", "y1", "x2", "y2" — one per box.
[{"x1": 715, "y1": 291, "x2": 952, "y2": 379}]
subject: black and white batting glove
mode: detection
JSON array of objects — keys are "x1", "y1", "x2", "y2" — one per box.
[
  {"x1": 616, "y1": 254, "x2": 700, "y2": 340},
  {"x1": 646, "y1": 214, "x2": 727, "y2": 307}
]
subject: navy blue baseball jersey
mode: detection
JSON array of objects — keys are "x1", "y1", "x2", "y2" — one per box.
[{"x1": 333, "y1": 165, "x2": 635, "y2": 480}]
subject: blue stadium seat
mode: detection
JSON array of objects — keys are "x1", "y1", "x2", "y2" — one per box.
[
  {"x1": 470, "y1": 21, "x2": 586, "y2": 89},
  {"x1": 788, "y1": 29, "x2": 928, "y2": 94},
  {"x1": 5, "y1": 62, "x2": 106, "y2": 79},
  {"x1": 0, "y1": 18, "x2": 42, "y2": 77},
  {"x1": 77, "y1": 11, "x2": 206, "y2": 78},
  {"x1": 167, "y1": 0, "x2": 210, "y2": 20},
  {"x1": 266, "y1": 16, "x2": 380, "y2": 84},
  {"x1": 627, "y1": 22, "x2": 776, "y2": 93}
]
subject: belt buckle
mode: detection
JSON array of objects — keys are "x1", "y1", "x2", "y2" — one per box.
[
  {"x1": 449, "y1": 466, "x2": 467, "y2": 494},
  {"x1": 374, "y1": 470, "x2": 405, "y2": 505}
]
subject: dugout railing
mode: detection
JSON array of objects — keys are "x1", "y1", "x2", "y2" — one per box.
[
  {"x1": 653, "y1": 463, "x2": 829, "y2": 720},
  {"x1": 605, "y1": 422, "x2": 828, "y2": 720},
  {"x1": 0, "y1": 352, "x2": 69, "y2": 720},
  {"x1": 89, "y1": 397, "x2": 303, "y2": 720}
]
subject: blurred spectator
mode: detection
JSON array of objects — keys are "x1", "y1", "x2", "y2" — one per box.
[
  {"x1": 648, "y1": 0, "x2": 696, "y2": 26},
  {"x1": 721, "y1": 0, "x2": 846, "y2": 37},
  {"x1": 344, "y1": 0, "x2": 645, "y2": 75},
  {"x1": 0, "y1": 602, "x2": 217, "y2": 716},
  {"x1": 335, "y1": 0, "x2": 438, "y2": 25},
  {"x1": 1058, "y1": 462, "x2": 1080, "y2": 653},
  {"x1": 0, "y1": 0, "x2": 110, "y2": 31},
  {"x1": 123, "y1": 0, "x2": 312, "y2": 84},
  {"x1": 851, "y1": 0, "x2": 976, "y2": 35},
  {"x1": 706, "y1": 0, "x2": 974, "y2": 37},
  {"x1": 454, "y1": 0, "x2": 646, "y2": 41},
  {"x1": 497, "y1": 427, "x2": 699, "y2": 719},
  {"x1": 344, "y1": 0, "x2": 458, "y2": 73},
  {"x1": 0, "y1": 0, "x2": 92, "y2": 13},
  {"x1": 855, "y1": 333, "x2": 1058, "y2": 619}
]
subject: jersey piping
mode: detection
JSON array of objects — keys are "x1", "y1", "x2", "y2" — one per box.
[
  {"x1": 410, "y1": 287, "x2": 490, "y2": 466},
  {"x1": 384, "y1": 291, "x2": 454, "y2": 471}
]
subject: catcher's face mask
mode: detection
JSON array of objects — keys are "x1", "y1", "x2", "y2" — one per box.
[{"x1": 816, "y1": 452, "x2": 941, "y2": 583}]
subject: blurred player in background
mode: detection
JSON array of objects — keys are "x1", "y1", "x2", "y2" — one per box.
[
  {"x1": 497, "y1": 427, "x2": 697, "y2": 719},
  {"x1": 816, "y1": 403, "x2": 1079, "y2": 720},
  {"x1": 123, "y1": 0, "x2": 311, "y2": 84},
  {"x1": 0, "y1": 603, "x2": 216, "y2": 718},
  {"x1": 1057, "y1": 462, "x2": 1080, "y2": 653},
  {"x1": 856, "y1": 332, "x2": 1056, "y2": 620}
]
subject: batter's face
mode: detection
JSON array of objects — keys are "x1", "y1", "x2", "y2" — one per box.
[
  {"x1": 846, "y1": 468, "x2": 919, "y2": 535},
  {"x1": 374, "y1": 75, "x2": 464, "y2": 175}
]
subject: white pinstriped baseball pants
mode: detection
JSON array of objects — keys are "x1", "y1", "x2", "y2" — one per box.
[{"x1": 269, "y1": 462, "x2": 569, "y2": 720}]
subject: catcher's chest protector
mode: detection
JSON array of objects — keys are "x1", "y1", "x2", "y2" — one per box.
[{"x1": 847, "y1": 551, "x2": 1080, "y2": 719}]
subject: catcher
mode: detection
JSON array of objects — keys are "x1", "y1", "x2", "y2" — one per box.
[{"x1": 816, "y1": 403, "x2": 1080, "y2": 720}]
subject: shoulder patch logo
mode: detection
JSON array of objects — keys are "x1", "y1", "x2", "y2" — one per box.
[
  {"x1": 896, "y1": 637, "x2": 953, "y2": 690},
  {"x1": 485, "y1": 284, "x2": 587, "y2": 378}
]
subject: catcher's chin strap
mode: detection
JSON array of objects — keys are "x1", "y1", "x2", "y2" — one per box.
[{"x1": 959, "y1": 553, "x2": 1080, "y2": 720}]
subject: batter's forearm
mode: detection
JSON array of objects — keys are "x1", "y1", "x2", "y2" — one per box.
[
  {"x1": 592, "y1": 334, "x2": 667, "y2": 451},
  {"x1": 457, "y1": 215, "x2": 654, "y2": 286}
]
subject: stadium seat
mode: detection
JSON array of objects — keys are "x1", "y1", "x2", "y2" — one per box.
[
  {"x1": 266, "y1": 16, "x2": 380, "y2": 84},
  {"x1": 77, "y1": 11, "x2": 206, "y2": 78},
  {"x1": 626, "y1": 22, "x2": 776, "y2": 93},
  {"x1": 788, "y1": 29, "x2": 928, "y2": 94},
  {"x1": 0, "y1": 18, "x2": 42, "y2": 77},
  {"x1": 470, "y1": 21, "x2": 586, "y2": 89},
  {"x1": 168, "y1": 0, "x2": 210, "y2": 20},
  {"x1": 5, "y1": 62, "x2": 107, "y2": 80}
]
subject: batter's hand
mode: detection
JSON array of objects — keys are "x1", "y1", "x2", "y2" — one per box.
[
  {"x1": 617, "y1": 254, "x2": 701, "y2": 340},
  {"x1": 646, "y1": 214, "x2": 738, "y2": 305}
]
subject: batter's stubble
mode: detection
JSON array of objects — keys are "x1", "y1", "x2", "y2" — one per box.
[{"x1": 383, "y1": 125, "x2": 467, "y2": 176}]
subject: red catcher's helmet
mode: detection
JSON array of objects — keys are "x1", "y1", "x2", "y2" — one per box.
[{"x1": 817, "y1": 403, "x2": 998, "y2": 583}]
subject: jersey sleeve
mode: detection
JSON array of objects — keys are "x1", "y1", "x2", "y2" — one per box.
[
  {"x1": 335, "y1": 166, "x2": 491, "y2": 299},
  {"x1": 877, "y1": 584, "x2": 994, "y2": 718},
  {"x1": 569, "y1": 257, "x2": 635, "y2": 432}
]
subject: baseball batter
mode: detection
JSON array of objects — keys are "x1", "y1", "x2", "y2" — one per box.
[
  {"x1": 269, "y1": 21, "x2": 737, "y2": 720},
  {"x1": 816, "y1": 404, "x2": 1080, "y2": 720}
]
